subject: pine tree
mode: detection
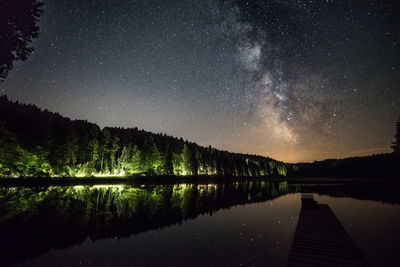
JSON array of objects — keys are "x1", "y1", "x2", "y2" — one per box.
[
  {"x1": 118, "y1": 146, "x2": 131, "y2": 174},
  {"x1": 392, "y1": 116, "x2": 400, "y2": 155},
  {"x1": 182, "y1": 144, "x2": 198, "y2": 175},
  {"x1": 163, "y1": 147, "x2": 174, "y2": 175},
  {"x1": 100, "y1": 128, "x2": 111, "y2": 173},
  {"x1": 131, "y1": 145, "x2": 144, "y2": 174},
  {"x1": 110, "y1": 135, "x2": 120, "y2": 173}
]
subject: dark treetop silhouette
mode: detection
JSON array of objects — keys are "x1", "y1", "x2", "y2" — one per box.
[
  {"x1": 392, "y1": 116, "x2": 400, "y2": 155},
  {"x1": 0, "y1": 0, "x2": 43, "y2": 81}
]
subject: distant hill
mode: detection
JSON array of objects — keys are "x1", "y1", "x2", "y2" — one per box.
[
  {"x1": 0, "y1": 95, "x2": 290, "y2": 177},
  {"x1": 293, "y1": 153, "x2": 398, "y2": 178}
]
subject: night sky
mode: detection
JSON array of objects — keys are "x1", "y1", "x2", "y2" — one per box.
[{"x1": 1, "y1": 0, "x2": 399, "y2": 162}]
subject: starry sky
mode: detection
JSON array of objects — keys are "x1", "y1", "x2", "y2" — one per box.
[{"x1": 1, "y1": 0, "x2": 399, "y2": 163}]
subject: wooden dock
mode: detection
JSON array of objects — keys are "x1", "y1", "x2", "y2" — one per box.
[{"x1": 288, "y1": 194, "x2": 367, "y2": 266}]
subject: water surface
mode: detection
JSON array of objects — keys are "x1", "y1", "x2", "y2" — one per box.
[{"x1": 0, "y1": 180, "x2": 399, "y2": 266}]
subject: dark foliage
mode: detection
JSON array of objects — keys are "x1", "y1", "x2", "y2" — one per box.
[
  {"x1": 392, "y1": 116, "x2": 400, "y2": 155},
  {"x1": 0, "y1": 0, "x2": 43, "y2": 81},
  {"x1": 293, "y1": 153, "x2": 398, "y2": 178}
]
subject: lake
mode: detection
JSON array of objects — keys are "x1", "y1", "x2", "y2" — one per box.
[{"x1": 0, "y1": 180, "x2": 399, "y2": 266}]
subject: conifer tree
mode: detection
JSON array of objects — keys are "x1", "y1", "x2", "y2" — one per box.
[{"x1": 392, "y1": 116, "x2": 400, "y2": 155}]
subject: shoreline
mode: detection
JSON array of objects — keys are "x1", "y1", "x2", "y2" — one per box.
[{"x1": 0, "y1": 175, "x2": 397, "y2": 187}]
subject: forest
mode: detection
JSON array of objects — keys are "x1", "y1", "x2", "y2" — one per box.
[
  {"x1": 295, "y1": 117, "x2": 399, "y2": 178},
  {"x1": 293, "y1": 153, "x2": 398, "y2": 178},
  {"x1": 1, "y1": 95, "x2": 398, "y2": 179},
  {"x1": 0, "y1": 95, "x2": 292, "y2": 177}
]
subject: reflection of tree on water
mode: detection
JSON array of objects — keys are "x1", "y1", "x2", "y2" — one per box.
[
  {"x1": 0, "y1": 180, "x2": 398, "y2": 265},
  {"x1": 0, "y1": 181, "x2": 289, "y2": 265},
  {"x1": 292, "y1": 182, "x2": 400, "y2": 205}
]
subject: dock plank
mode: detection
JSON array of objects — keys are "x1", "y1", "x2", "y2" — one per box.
[{"x1": 288, "y1": 194, "x2": 367, "y2": 266}]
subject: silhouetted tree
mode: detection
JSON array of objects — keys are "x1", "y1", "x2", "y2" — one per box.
[
  {"x1": 0, "y1": 0, "x2": 44, "y2": 81},
  {"x1": 110, "y1": 135, "x2": 120, "y2": 173},
  {"x1": 392, "y1": 116, "x2": 400, "y2": 155},
  {"x1": 182, "y1": 144, "x2": 197, "y2": 175},
  {"x1": 164, "y1": 147, "x2": 174, "y2": 175},
  {"x1": 100, "y1": 128, "x2": 111, "y2": 172}
]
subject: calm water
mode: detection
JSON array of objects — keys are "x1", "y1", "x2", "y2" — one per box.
[{"x1": 0, "y1": 180, "x2": 399, "y2": 266}]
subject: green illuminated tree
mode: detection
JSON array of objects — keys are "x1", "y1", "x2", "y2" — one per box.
[
  {"x1": 110, "y1": 135, "x2": 120, "y2": 173},
  {"x1": 172, "y1": 152, "x2": 184, "y2": 175},
  {"x1": 65, "y1": 129, "x2": 79, "y2": 167},
  {"x1": 163, "y1": 147, "x2": 174, "y2": 175},
  {"x1": 131, "y1": 145, "x2": 145, "y2": 173},
  {"x1": 0, "y1": 123, "x2": 19, "y2": 175},
  {"x1": 100, "y1": 128, "x2": 112, "y2": 172},
  {"x1": 118, "y1": 146, "x2": 131, "y2": 174},
  {"x1": 32, "y1": 146, "x2": 52, "y2": 175},
  {"x1": 14, "y1": 146, "x2": 51, "y2": 176},
  {"x1": 182, "y1": 144, "x2": 198, "y2": 175},
  {"x1": 88, "y1": 137, "x2": 99, "y2": 167}
]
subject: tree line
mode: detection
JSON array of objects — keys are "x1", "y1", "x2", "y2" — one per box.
[
  {"x1": 293, "y1": 116, "x2": 399, "y2": 178},
  {"x1": 1, "y1": 95, "x2": 397, "y2": 178},
  {"x1": 0, "y1": 95, "x2": 291, "y2": 177}
]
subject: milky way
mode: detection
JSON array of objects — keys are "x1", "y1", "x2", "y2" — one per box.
[{"x1": 1, "y1": 0, "x2": 399, "y2": 162}]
